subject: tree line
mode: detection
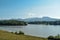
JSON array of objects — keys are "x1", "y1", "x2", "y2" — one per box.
[
  {"x1": 28, "y1": 21, "x2": 60, "y2": 25},
  {"x1": 0, "y1": 20, "x2": 27, "y2": 25}
]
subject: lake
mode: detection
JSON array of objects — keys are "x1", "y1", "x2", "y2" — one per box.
[{"x1": 0, "y1": 24, "x2": 60, "y2": 38}]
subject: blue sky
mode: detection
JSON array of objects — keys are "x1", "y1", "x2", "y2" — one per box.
[{"x1": 0, "y1": 0, "x2": 60, "y2": 19}]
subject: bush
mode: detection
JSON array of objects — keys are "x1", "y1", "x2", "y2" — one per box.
[
  {"x1": 18, "y1": 31, "x2": 24, "y2": 35},
  {"x1": 15, "y1": 31, "x2": 18, "y2": 35},
  {"x1": 14, "y1": 31, "x2": 24, "y2": 35},
  {"x1": 48, "y1": 36, "x2": 54, "y2": 39},
  {"x1": 11, "y1": 32, "x2": 14, "y2": 34}
]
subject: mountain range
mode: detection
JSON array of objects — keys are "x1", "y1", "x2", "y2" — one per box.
[{"x1": 17, "y1": 17, "x2": 59, "y2": 22}]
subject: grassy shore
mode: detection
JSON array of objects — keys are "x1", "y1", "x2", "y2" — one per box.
[{"x1": 0, "y1": 30, "x2": 48, "y2": 40}]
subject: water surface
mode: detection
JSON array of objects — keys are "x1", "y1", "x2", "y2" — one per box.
[{"x1": 0, "y1": 24, "x2": 60, "y2": 37}]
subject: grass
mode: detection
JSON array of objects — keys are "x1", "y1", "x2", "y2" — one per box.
[{"x1": 0, "y1": 30, "x2": 48, "y2": 40}]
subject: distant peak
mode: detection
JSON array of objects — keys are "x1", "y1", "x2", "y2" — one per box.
[{"x1": 42, "y1": 17, "x2": 50, "y2": 19}]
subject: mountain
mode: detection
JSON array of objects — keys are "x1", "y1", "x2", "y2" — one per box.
[
  {"x1": 24, "y1": 17, "x2": 59, "y2": 22},
  {"x1": 17, "y1": 17, "x2": 59, "y2": 22},
  {"x1": 40, "y1": 17, "x2": 58, "y2": 21}
]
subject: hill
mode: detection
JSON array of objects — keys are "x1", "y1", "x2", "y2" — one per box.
[{"x1": 17, "y1": 17, "x2": 59, "y2": 22}]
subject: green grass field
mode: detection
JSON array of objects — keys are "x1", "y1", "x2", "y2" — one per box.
[{"x1": 0, "y1": 30, "x2": 48, "y2": 40}]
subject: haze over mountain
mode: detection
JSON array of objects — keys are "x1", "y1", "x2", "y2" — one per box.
[{"x1": 17, "y1": 17, "x2": 59, "y2": 22}]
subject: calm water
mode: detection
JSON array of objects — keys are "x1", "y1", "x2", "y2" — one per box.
[{"x1": 0, "y1": 24, "x2": 60, "y2": 37}]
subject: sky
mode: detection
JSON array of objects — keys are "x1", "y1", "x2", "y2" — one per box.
[{"x1": 0, "y1": 0, "x2": 60, "y2": 19}]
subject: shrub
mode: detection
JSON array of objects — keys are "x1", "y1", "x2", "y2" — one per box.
[
  {"x1": 18, "y1": 31, "x2": 24, "y2": 35},
  {"x1": 11, "y1": 32, "x2": 14, "y2": 34},
  {"x1": 48, "y1": 36, "x2": 54, "y2": 39},
  {"x1": 15, "y1": 31, "x2": 18, "y2": 35},
  {"x1": 14, "y1": 31, "x2": 24, "y2": 35}
]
